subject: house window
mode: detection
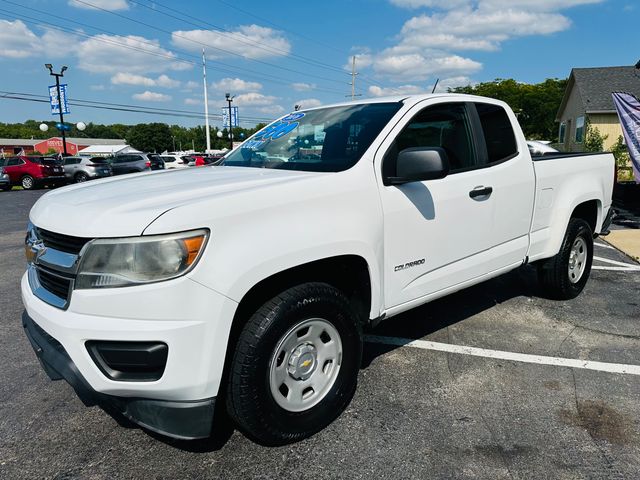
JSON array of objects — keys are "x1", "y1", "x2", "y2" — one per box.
[
  {"x1": 575, "y1": 116, "x2": 585, "y2": 143},
  {"x1": 559, "y1": 122, "x2": 566, "y2": 143}
]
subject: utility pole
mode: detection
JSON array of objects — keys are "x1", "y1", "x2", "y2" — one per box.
[
  {"x1": 45, "y1": 64, "x2": 68, "y2": 155},
  {"x1": 347, "y1": 56, "x2": 362, "y2": 101},
  {"x1": 225, "y1": 93, "x2": 235, "y2": 150},
  {"x1": 202, "y1": 49, "x2": 211, "y2": 153}
]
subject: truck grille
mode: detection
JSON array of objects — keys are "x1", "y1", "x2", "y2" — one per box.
[
  {"x1": 37, "y1": 268, "x2": 72, "y2": 301},
  {"x1": 36, "y1": 228, "x2": 91, "y2": 255}
]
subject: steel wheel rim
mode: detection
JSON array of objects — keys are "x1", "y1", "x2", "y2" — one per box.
[
  {"x1": 269, "y1": 318, "x2": 343, "y2": 412},
  {"x1": 77, "y1": 174, "x2": 88, "y2": 182},
  {"x1": 22, "y1": 177, "x2": 33, "y2": 189},
  {"x1": 568, "y1": 236, "x2": 588, "y2": 284}
]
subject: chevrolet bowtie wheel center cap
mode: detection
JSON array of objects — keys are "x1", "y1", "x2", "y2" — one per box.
[{"x1": 287, "y1": 343, "x2": 317, "y2": 380}]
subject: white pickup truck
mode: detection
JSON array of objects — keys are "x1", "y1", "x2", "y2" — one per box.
[{"x1": 22, "y1": 94, "x2": 614, "y2": 445}]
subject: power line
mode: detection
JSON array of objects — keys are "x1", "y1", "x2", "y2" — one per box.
[
  {"x1": 0, "y1": 90, "x2": 275, "y2": 123},
  {"x1": 128, "y1": 0, "x2": 347, "y2": 75},
  {"x1": 212, "y1": 0, "x2": 349, "y2": 57},
  {"x1": 0, "y1": 4, "x2": 350, "y2": 96},
  {"x1": 71, "y1": 0, "x2": 348, "y2": 86}
]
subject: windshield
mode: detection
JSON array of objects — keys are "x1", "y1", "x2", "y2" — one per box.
[{"x1": 223, "y1": 102, "x2": 402, "y2": 172}]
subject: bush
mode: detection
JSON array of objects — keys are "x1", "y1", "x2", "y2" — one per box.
[{"x1": 610, "y1": 136, "x2": 634, "y2": 182}]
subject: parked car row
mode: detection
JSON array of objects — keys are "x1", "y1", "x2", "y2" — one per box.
[
  {"x1": 1, "y1": 151, "x2": 227, "y2": 191},
  {"x1": 0, "y1": 156, "x2": 66, "y2": 190}
]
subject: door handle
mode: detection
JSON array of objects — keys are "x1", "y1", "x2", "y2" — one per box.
[{"x1": 469, "y1": 186, "x2": 493, "y2": 199}]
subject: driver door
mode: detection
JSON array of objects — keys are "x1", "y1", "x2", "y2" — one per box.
[{"x1": 377, "y1": 100, "x2": 496, "y2": 309}]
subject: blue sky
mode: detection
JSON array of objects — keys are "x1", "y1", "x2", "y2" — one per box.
[{"x1": 0, "y1": 0, "x2": 637, "y2": 128}]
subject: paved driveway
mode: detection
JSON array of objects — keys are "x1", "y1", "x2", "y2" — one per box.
[{"x1": 1, "y1": 190, "x2": 639, "y2": 479}]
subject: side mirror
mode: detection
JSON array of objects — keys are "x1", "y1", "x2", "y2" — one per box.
[{"x1": 387, "y1": 147, "x2": 450, "y2": 185}]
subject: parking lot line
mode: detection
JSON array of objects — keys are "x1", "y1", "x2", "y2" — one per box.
[
  {"x1": 594, "y1": 242, "x2": 615, "y2": 250},
  {"x1": 592, "y1": 255, "x2": 640, "y2": 271},
  {"x1": 365, "y1": 335, "x2": 640, "y2": 376}
]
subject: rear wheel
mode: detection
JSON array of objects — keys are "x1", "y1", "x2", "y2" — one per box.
[
  {"x1": 21, "y1": 175, "x2": 35, "y2": 190},
  {"x1": 538, "y1": 218, "x2": 593, "y2": 299},
  {"x1": 226, "y1": 282, "x2": 362, "y2": 445},
  {"x1": 75, "y1": 172, "x2": 89, "y2": 183}
]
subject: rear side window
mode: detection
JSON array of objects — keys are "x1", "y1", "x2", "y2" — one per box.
[
  {"x1": 474, "y1": 103, "x2": 518, "y2": 164},
  {"x1": 7, "y1": 158, "x2": 23, "y2": 166}
]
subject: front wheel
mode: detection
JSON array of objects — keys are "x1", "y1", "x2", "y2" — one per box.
[
  {"x1": 538, "y1": 218, "x2": 593, "y2": 299},
  {"x1": 226, "y1": 282, "x2": 362, "y2": 445}
]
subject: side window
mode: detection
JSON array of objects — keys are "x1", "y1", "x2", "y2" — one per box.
[
  {"x1": 386, "y1": 102, "x2": 477, "y2": 177},
  {"x1": 575, "y1": 116, "x2": 585, "y2": 143},
  {"x1": 474, "y1": 103, "x2": 518, "y2": 164},
  {"x1": 64, "y1": 157, "x2": 80, "y2": 165},
  {"x1": 116, "y1": 156, "x2": 130, "y2": 163},
  {"x1": 7, "y1": 158, "x2": 23, "y2": 166}
]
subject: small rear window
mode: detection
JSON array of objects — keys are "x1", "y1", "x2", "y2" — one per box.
[
  {"x1": 475, "y1": 103, "x2": 518, "y2": 164},
  {"x1": 161, "y1": 156, "x2": 175, "y2": 162},
  {"x1": 89, "y1": 157, "x2": 109, "y2": 164}
]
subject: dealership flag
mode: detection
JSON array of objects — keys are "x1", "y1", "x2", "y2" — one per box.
[{"x1": 612, "y1": 92, "x2": 640, "y2": 183}]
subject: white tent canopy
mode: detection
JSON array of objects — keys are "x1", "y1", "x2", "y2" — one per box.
[{"x1": 78, "y1": 144, "x2": 141, "y2": 156}]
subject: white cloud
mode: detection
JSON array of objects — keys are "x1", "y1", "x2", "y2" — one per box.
[
  {"x1": 184, "y1": 80, "x2": 200, "y2": 91},
  {"x1": 90, "y1": 84, "x2": 106, "y2": 91},
  {"x1": 256, "y1": 105, "x2": 285, "y2": 115},
  {"x1": 112, "y1": 73, "x2": 155, "y2": 87},
  {"x1": 354, "y1": 0, "x2": 597, "y2": 85},
  {"x1": 76, "y1": 34, "x2": 188, "y2": 74},
  {"x1": 295, "y1": 98, "x2": 323, "y2": 109},
  {"x1": 211, "y1": 77, "x2": 262, "y2": 92},
  {"x1": 234, "y1": 92, "x2": 279, "y2": 106},
  {"x1": 0, "y1": 20, "x2": 40, "y2": 58},
  {"x1": 373, "y1": 51, "x2": 481, "y2": 81},
  {"x1": 184, "y1": 98, "x2": 201, "y2": 105},
  {"x1": 172, "y1": 25, "x2": 290, "y2": 60},
  {"x1": 368, "y1": 84, "x2": 425, "y2": 97},
  {"x1": 132, "y1": 91, "x2": 172, "y2": 102},
  {"x1": 68, "y1": 0, "x2": 129, "y2": 11},
  {"x1": 291, "y1": 82, "x2": 316, "y2": 92}
]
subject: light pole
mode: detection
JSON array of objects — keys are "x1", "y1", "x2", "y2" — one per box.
[
  {"x1": 45, "y1": 64, "x2": 68, "y2": 156},
  {"x1": 225, "y1": 92, "x2": 235, "y2": 150}
]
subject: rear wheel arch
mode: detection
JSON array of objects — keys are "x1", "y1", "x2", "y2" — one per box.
[{"x1": 570, "y1": 199, "x2": 600, "y2": 235}]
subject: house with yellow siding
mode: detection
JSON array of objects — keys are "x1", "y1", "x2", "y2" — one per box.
[{"x1": 555, "y1": 66, "x2": 640, "y2": 152}]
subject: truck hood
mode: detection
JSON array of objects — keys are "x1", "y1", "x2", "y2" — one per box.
[{"x1": 30, "y1": 166, "x2": 319, "y2": 237}]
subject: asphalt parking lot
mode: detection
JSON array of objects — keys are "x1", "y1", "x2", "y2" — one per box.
[{"x1": 1, "y1": 189, "x2": 640, "y2": 479}]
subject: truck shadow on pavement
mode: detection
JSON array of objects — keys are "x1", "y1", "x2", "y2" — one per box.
[{"x1": 361, "y1": 264, "x2": 542, "y2": 368}]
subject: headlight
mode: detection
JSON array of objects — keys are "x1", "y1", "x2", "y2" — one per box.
[{"x1": 75, "y1": 229, "x2": 208, "y2": 289}]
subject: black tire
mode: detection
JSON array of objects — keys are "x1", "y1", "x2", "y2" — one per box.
[
  {"x1": 226, "y1": 282, "x2": 362, "y2": 446},
  {"x1": 75, "y1": 172, "x2": 89, "y2": 183},
  {"x1": 538, "y1": 218, "x2": 593, "y2": 300},
  {"x1": 21, "y1": 175, "x2": 35, "y2": 190}
]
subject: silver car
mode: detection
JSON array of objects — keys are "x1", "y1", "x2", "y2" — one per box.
[{"x1": 63, "y1": 156, "x2": 113, "y2": 183}]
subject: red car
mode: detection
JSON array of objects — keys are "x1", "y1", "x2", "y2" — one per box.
[{"x1": 0, "y1": 156, "x2": 66, "y2": 190}]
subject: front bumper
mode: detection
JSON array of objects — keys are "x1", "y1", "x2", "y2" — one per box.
[{"x1": 22, "y1": 311, "x2": 215, "y2": 439}]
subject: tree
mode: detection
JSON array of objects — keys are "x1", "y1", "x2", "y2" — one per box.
[
  {"x1": 584, "y1": 123, "x2": 607, "y2": 152},
  {"x1": 610, "y1": 135, "x2": 633, "y2": 181},
  {"x1": 126, "y1": 123, "x2": 173, "y2": 152},
  {"x1": 450, "y1": 78, "x2": 568, "y2": 140}
]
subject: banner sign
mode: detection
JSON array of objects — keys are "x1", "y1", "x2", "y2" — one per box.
[
  {"x1": 49, "y1": 84, "x2": 70, "y2": 115},
  {"x1": 222, "y1": 106, "x2": 239, "y2": 128},
  {"x1": 612, "y1": 92, "x2": 640, "y2": 183}
]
